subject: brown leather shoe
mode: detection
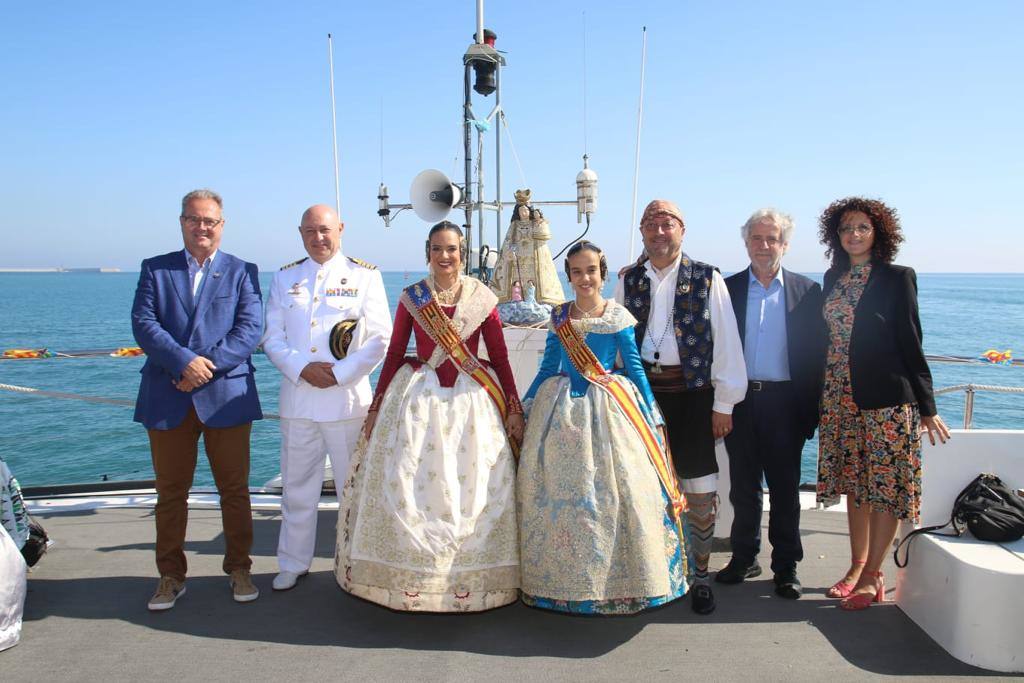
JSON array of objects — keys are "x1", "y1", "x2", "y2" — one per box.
[
  {"x1": 229, "y1": 569, "x2": 259, "y2": 603},
  {"x1": 148, "y1": 576, "x2": 186, "y2": 611}
]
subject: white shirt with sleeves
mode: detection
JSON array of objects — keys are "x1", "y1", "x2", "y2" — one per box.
[{"x1": 613, "y1": 253, "x2": 747, "y2": 415}]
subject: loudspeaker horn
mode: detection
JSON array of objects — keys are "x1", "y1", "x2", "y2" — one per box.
[{"x1": 410, "y1": 169, "x2": 463, "y2": 222}]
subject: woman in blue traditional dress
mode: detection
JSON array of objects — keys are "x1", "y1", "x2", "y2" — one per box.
[{"x1": 517, "y1": 241, "x2": 688, "y2": 615}]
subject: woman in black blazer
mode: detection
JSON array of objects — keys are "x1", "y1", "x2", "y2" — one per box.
[{"x1": 815, "y1": 197, "x2": 949, "y2": 611}]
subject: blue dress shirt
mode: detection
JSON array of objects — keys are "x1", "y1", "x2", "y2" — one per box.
[{"x1": 744, "y1": 268, "x2": 790, "y2": 381}]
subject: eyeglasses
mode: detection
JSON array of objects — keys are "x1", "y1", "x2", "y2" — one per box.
[
  {"x1": 838, "y1": 223, "x2": 872, "y2": 237},
  {"x1": 181, "y1": 215, "x2": 223, "y2": 228},
  {"x1": 641, "y1": 219, "x2": 682, "y2": 233},
  {"x1": 747, "y1": 236, "x2": 782, "y2": 247}
]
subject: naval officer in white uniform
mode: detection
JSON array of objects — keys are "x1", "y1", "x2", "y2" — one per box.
[{"x1": 262, "y1": 204, "x2": 391, "y2": 591}]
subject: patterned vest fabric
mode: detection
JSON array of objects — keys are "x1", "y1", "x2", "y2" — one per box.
[{"x1": 622, "y1": 253, "x2": 717, "y2": 390}]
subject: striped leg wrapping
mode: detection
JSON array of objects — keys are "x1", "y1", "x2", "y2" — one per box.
[{"x1": 685, "y1": 492, "x2": 717, "y2": 585}]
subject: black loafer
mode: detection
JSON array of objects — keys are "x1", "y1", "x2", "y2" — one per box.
[
  {"x1": 773, "y1": 569, "x2": 803, "y2": 600},
  {"x1": 690, "y1": 584, "x2": 716, "y2": 615},
  {"x1": 715, "y1": 559, "x2": 762, "y2": 584}
]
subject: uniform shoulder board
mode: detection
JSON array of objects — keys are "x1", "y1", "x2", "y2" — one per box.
[
  {"x1": 347, "y1": 256, "x2": 377, "y2": 270},
  {"x1": 279, "y1": 257, "x2": 308, "y2": 271}
]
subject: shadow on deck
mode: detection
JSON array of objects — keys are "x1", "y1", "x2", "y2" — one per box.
[{"x1": 4, "y1": 507, "x2": 1012, "y2": 681}]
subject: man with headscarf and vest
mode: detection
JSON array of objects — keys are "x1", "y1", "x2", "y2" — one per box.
[{"x1": 615, "y1": 199, "x2": 747, "y2": 615}]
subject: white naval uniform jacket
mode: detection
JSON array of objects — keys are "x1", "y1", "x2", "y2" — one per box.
[{"x1": 262, "y1": 252, "x2": 392, "y2": 422}]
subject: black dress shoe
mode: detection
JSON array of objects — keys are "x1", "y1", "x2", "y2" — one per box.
[
  {"x1": 715, "y1": 559, "x2": 762, "y2": 584},
  {"x1": 773, "y1": 569, "x2": 803, "y2": 600},
  {"x1": 690, "y1": 584, "x2": 716, "y2": 615}
]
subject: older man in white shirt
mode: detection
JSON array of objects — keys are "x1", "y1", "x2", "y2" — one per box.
[
  {"x1": 615, "y1": 199, "x2": 747, "y2": 615},
  {"x1": 262, "y1": 204, "x2": 391, "y2": 592}
]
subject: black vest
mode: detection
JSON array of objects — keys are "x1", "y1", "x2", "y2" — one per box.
[{"x1": 622, "y1": 253, "x2": 716, "y2": 390}]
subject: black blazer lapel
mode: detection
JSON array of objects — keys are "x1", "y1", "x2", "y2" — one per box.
[
  {"x1": 727, "y1": 267, "x2": 749, "y2": 346},
  {"x1": 783, "y1": 267, "x2": 800, "y2": 315}
]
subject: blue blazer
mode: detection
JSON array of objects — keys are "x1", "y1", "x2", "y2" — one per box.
[{"x1": 131, "y1": 250, "x2": 264, "y2": 430}]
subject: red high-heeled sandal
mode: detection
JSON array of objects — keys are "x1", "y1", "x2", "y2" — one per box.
[
  {"x1": 826, "y1": 559, "x2": 866, "y2": 598},
  {"x1": 839, "y1": 571, "x2": 885, "y2": 611}
]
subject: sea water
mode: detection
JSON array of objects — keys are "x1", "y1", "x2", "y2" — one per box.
[{"x1": 1, "y1": 271, "x2": 1022, "y2": 488}]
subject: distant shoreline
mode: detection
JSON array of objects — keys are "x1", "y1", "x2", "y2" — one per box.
[{"x1": 0, "y1": 267, "x2": 121, "y2": 273}]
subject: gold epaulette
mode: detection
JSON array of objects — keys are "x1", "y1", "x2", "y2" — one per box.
[
  {"x1": 279, "y1": 257, "x2": 308, "y2": 270},
  {"x1": 347, "y1": 256, "x2": 377, "y2": 270}
]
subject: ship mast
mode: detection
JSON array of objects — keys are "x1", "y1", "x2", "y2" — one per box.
[{"x1": 376, "y1": 1, "x2": 598, "y2": 278}]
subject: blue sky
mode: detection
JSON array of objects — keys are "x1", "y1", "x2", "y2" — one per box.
[{"x1": 2, "y1": 1, "x2": 1021, "y2": 273}]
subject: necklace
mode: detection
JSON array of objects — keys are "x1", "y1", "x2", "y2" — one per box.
[
  {"x1": 649, "y1": 313, "x2": 674, "y2": 374},
  {"x1": 572, "y1": 298, "x2": 604, "y2": 318},
  {"x1": 431, "y1": 275, "x2": 462, "y2": 306}
]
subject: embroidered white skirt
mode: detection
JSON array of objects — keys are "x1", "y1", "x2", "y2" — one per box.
[
  {"x1": 517, "y1": 375, "x2": 686, "y2": 614},
  {"x1": 335, "y1": 364, "x2": 519, "y2": 612}
]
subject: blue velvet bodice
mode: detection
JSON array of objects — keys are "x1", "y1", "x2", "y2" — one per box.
[{"x1": 522, "y1": 325, "x2": 660, "y2": 420}]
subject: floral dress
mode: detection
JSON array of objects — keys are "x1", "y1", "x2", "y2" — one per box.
[{"x1": 817, "y1": 263, "x2": 923, "y2": 522}]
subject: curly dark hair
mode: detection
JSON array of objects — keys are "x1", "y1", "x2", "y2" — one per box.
[{"x1": 818, "y1": 196, "x2": 904, "y2": 269}]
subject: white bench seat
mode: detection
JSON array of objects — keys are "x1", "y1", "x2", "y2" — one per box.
[{"x1": 896, "y1": 430, "x2": 1024, "y2": 673}]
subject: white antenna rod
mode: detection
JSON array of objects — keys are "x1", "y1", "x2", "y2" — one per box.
[
  {"x1": 476, "y1": 0, "x2": 484, "y2": 43},
  {"x1": 582, "y1": 11, "x2": 588, "y2": 155},
  {"x1": 328, "y1": 33, "x2": 342, "y2": 217},
  {"x1": 628, "y1": 26, "x2": 647, "y2": 262},
  {"x1": 379, "y1": 96, "x2": 384, "y2": 183}
]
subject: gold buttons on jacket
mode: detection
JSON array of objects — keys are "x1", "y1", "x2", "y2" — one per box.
[{"x1": 311, "y1": 347, "x2": 317, "y2": 353}]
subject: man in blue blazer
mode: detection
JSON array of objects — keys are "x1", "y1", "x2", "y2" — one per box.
[
  {"x1": 132, "y1": 189, "x2": 264, "y2": 611},
  {"x1": 717, "y1": 209, "x2": 825, "y2": 599}
]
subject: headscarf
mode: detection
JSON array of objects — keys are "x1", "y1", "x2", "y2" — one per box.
[{"x1": 640, "y1": 199, "x2": 685, "y2": 227}]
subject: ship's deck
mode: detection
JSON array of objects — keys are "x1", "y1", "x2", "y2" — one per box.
[{"x1": 5, "y1": 503, "x2": 1015, "y2": 681}]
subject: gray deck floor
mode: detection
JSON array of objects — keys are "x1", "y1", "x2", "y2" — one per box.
[{"x1": 5, "y1": 505, "x2": 1018, "y2": 681}]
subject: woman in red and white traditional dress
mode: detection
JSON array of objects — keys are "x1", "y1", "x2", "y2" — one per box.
[{"x1": 335, "y1": 221, "x2": 524, "y2": 612}]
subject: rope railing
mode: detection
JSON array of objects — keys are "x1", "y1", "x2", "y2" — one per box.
[
  {"x1": 0, "y1": 382, "x2": 281, "y2": 420},
  {"x1": 2, "y1": 352, "x2": 1021, "y2": 429},
  {"x1": 934, "y1": 383, "x2": 1024, "y2": 395},
  {"x1": 932, "y1": 383, "x2": 1024, "y2": 429},
  {"x1": 4, "y1": 378, "x2": 1020, "y2": 428}
]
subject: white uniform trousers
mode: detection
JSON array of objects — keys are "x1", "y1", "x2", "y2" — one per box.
[{"x1": 277, "y1": 416, "x2": 362, "y2": 573}]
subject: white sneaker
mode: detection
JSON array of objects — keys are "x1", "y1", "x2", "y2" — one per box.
[{"x1": 272, "y1": 570, "x2": 308, "y2": 591}]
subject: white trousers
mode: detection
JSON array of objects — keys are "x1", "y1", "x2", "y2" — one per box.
[{"x1": 278, "y1": 417, "x2": 362, "y2": 573}]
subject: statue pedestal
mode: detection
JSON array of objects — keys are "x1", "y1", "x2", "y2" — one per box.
[{"x1": 477, "y1": 326, "x2": 548, "y2": 398}]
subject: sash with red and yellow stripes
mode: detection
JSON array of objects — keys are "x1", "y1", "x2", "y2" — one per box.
[
  {"x1": 551, "y1": 302, "x2": 686, "y2": 530},
  {"x1": 401, "y1": 279, "x2": 518, "y2": 455}
]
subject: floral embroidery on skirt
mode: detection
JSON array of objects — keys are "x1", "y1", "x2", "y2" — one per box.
[
  {"x1": 335, "y1": 364, "x2": 519, "y2": 612},
  {"x1": 517, "y1": 375, "x2": 687, "y2": 615}
]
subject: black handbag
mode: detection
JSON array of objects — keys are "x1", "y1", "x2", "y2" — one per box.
[
  {"x1": 894, "y1": 473, "x2": 1024, "y2": 568},
  {"x1": 20, "y1": 514, "x2": 49, "y2": 567}
]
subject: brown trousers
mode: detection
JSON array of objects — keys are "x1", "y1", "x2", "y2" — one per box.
[{"x1": 147, "y1": 406, "x2": 253, "y2": 581}]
